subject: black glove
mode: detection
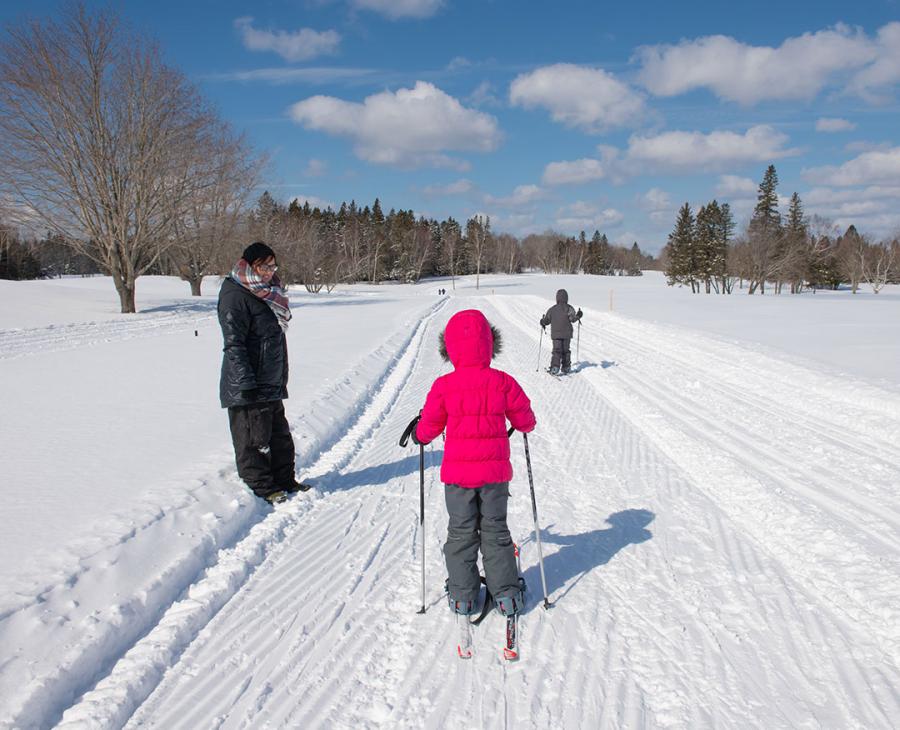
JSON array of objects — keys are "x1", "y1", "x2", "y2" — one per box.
[
  {"x1": 399, "y1": 413, "x2": 424, "y2": 447},
  {"x1": 576, "y1": 308, "x2": 583, "y2": 320},
  {"x1": 411, "y1": 416, "x2": 424, "y2": 445}
]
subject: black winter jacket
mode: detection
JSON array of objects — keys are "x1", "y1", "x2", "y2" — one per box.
[
  {"x1": 218, "y1": 276, "x2": 289, "y2": 408},
  {"x1": 540, "y1": 289, "x2": 581, "y2": 339}
]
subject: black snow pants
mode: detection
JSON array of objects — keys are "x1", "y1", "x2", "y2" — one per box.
[
  {"x1": 551, "y1": 337, "x2": 572, "y2": 370},
  {"x1": 228, "y1": 400, "x2": 296, "y2": 499},
  {"x1": 444, "y1": 482, "x2": 520, "y2": 605}
]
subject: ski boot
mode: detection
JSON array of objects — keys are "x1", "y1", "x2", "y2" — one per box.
[{"x1": 449, "y1": 596, "x2": 476, "y2": 659}]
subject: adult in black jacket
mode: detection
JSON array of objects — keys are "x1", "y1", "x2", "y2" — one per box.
[
  {"x1": 539, "y1": 288, "x2": 582, "y2": 374},
  {"x1": 218, "y1": 242, "x2": 309, "y2": 503}
]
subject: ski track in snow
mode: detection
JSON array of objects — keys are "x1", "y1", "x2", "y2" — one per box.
[
  {"x1": 0, "y1": 306, "x2": 218, "y2": 360},
  {"x1": 0, "y1": 299, "x2": 446, "y2": 730},
  {"x1": 8, "y1": 293, "x2": 899, "y2": 729}
]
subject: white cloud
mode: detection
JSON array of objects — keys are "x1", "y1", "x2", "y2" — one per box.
[
  {"x1": 468, "y1": 80, "x2": 502, "y2": 107},
  {"x1": 544, "y1": 126, "x2": 797, "y2": 186},
  {"x1": 484, "y1": 184, "x2": 547, "y2": 208},
  {"x1": 304, "y1": 159, "x2": 327, "y2": 177},
  {"x1": 640, "y1": 188, "x2": 672, "y2": 211},
  {"x1": 204, "y1": 67, "x2": 376, "y2": 85},
  {"x1": 290, "y1": 195, "x2": 335, "y2": 210},
  {"x1": 816, "y1": 117, "x2": 857, "y2": 132},
  {"x1": 491, "y1": 213, "x2": 539, "y2": 236},
  {"x1": 510, "y1": 64, "x2": 645, "y2": 132},
  {"x1": 559, "y1": 201, "x2": 601, "y2": 217},
  {"x1": 639, "y1": 188, "x2": 675, "y2": 223},
  {"x1": 804, "y1": 185, "x2": 900, "y2": 206},
  {"x1": 635, "y1": 24, "x2": 876, "y2": 104},
  {"x1": 351, "y1": 0, "x2": 444, "y2": 19},
  {"x1": 555, "y1": 208, "x2": 623, "y2": 233},
  {"x1": 423, "y1": 179, "x2": 475, "y2": 196},
  {"x1": 234, "y1": 17, "x2": 340, "y2": 62},
  {"x1": 626, "y1": 125, "x2": 799, "y2": 171},
  {"x1": 716, "y1": 175, "x2": 758, "y2": 198},
  {"x1": 447, "y1": 56, "x2": 472, "y2": 71},
  {"x1": 289, "y1": 82, "x2": 501, "y2": 169},
  {"x1": 847, "y1": 22, "x2": 900, "y2": 102},
  {"x1": 542, "y1": 158, "x2": 608, "y2": 186},
  {"x1": 803, "y1": 147, "x2": 900, "y2": 186},
  {"x1": 845, "y1": 140, "x2": 892, "y2": 153}
]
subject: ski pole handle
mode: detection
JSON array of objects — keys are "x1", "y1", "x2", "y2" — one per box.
[{"x1": 399, "y1": 414, "x2": 420, "y2": 447}]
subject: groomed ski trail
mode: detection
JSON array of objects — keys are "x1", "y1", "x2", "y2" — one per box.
[
  {"x1": 2, "y1": 300, "x2": 447, "y2": 730},
  {"x1": 47, "y1": 295, "x2": 900, "y2": 729}
]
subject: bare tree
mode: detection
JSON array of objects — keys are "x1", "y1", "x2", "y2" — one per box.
[
  {"x1": 836, "y1": 225, "x2": 867, "y2": 294},
  {"x1": 168, "y1": 126, "x2": 264, "y2": 295},
  {"x1": 466, "y1": 215, "x2": 491, "y2": 289},
  {"x1": 0, "y1": 5, "x2": 227, "y2": 312},
  {"x1": 862, "y1": 241, "x2": 896, "y2": 294}
]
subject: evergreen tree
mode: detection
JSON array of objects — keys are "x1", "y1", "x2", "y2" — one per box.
[
  {"x1": 783, "y1": 192, "x2": 808, "y2": 292},
  {"x1": 754, "y1": 165, "x2": 780, "y2": 227},
  {"x1": 585, "y1": 230, "x2": 601, "y2": 274},
  {"x1": 747, "y1": 165, "x2": 782, "y2": 294},
  {"x1": 628, "y1": 242, "x2": 643, "y2": 276},
  {"x1": 665, "y1": 203, "x2": 696, "y2": 289},
  {"x1": 694, "y1": 204, "x2": 713, "y2": 291},
  {"x1": 598, "y1": 233, "x2": 611, "y2": 275}
]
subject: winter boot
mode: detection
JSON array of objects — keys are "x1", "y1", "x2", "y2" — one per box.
[
  {"x1": 263, "y1": 490, "x2": 289, "y2": 505},
  {"x1": 282, "y1": 479, "x2": 313, "y2": 493}
]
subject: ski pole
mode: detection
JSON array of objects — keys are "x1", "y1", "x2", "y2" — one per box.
[
  {"x1": 536, "y1": 327, "x2": 544, "y2": 371},
  {"x1": 399, "y1": 415, "x2": 427, "y2": 614},
  {"x1": 576, "y1": 320, "x2": 581, "y2": 363},
  {"x1": 417, "y1": 442, "x2": 425, "y2": 613},
  {"x1": 522, "y1": 432, "x2": 552, "y2": 610}
]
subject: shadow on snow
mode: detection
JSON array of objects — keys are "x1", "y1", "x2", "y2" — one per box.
[
  {"x1": 518, "y1": 508, "x2": 654, "y2": 612},
  {"x1": 309, "y1": 450, "x2": 445, "y2": 493}
]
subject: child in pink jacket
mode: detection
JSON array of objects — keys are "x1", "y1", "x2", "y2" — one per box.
[{"x1": 414, "y1": 309, "x2": 536, "y2": 616}]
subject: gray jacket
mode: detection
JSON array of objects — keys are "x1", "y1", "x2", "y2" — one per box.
[{"x1": 540, "y1": 289, "x2": 581, "y2": 339}]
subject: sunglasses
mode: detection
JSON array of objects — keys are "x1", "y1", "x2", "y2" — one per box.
[{"x1": 255, "y1": 262, "x2": 278, "y2": 273}]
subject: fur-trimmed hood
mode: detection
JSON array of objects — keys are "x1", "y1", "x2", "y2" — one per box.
[{"x1": 438, "y1": 309, "x2": 502, "y2": 367}]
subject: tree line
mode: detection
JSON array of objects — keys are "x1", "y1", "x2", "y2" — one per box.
[{"x1": 664, "y1": 165, "x2": 899, "y2": 295}]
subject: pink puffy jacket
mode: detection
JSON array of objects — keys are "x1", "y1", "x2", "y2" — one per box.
[{"x1": 415, "y1": 309, "x2": 536, "y2": 488}]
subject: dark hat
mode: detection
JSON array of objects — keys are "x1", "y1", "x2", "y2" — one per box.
[{"x1": 241, "y1": 241, "x2": 276, "y2": 264}]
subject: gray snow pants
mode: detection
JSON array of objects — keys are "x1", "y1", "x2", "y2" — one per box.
[
  {"x1": 551, "y1": 338, "x2": 571, "y2": 370},
  {"x1": 444, "y1": 482, "x2": 520, "y2": 604}
]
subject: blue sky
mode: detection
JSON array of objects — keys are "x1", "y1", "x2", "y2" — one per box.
[{"x1": 3, "y1": 0, "x2": 900, "y2": 252}]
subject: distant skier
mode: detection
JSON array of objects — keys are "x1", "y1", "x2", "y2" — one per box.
[
  {"x1": 217, "y1": 242, "x2": 310, "y2": 505},
  {"x1": 412, "y1": 309, "x2": 536, "y2": 619},
  {"x1": 539, "y1": 289, "x2": 582, "y2": 374}
]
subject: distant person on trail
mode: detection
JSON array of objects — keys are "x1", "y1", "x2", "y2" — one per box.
[
  {"x1": 217, "y1": 241, "x2": 310, "y2": 505},
  {"x1": 539, "y1": 289, "x2": 582, "y2": 374},
  {"x1": 411, "y1": 309, "x2": 536, "y2": 618}
]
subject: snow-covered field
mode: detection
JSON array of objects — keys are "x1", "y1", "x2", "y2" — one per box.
[{"x1": 1, "y1": 272, "x2": 898, "y2": 729}]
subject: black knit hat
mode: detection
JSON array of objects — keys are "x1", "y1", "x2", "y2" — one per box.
[{"x1": 241, "y1": 241, "x2": 276, "y2": 264}]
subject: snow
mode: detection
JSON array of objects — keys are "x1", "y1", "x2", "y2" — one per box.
[{"x1": 0, "y1": 272, "x2": 898, "y2": 729}]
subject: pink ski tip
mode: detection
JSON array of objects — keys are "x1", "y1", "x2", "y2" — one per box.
[
  {"x1": 503, "y1": 647, "x2": 519, "y2": 661},
  {"x1": 458, "y1": 645, "x2": 473, "y2": 659}
]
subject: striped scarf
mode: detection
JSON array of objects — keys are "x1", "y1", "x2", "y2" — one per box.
[{"x1": 230, "y1": 259, "x2": 292, "y2": 331}]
